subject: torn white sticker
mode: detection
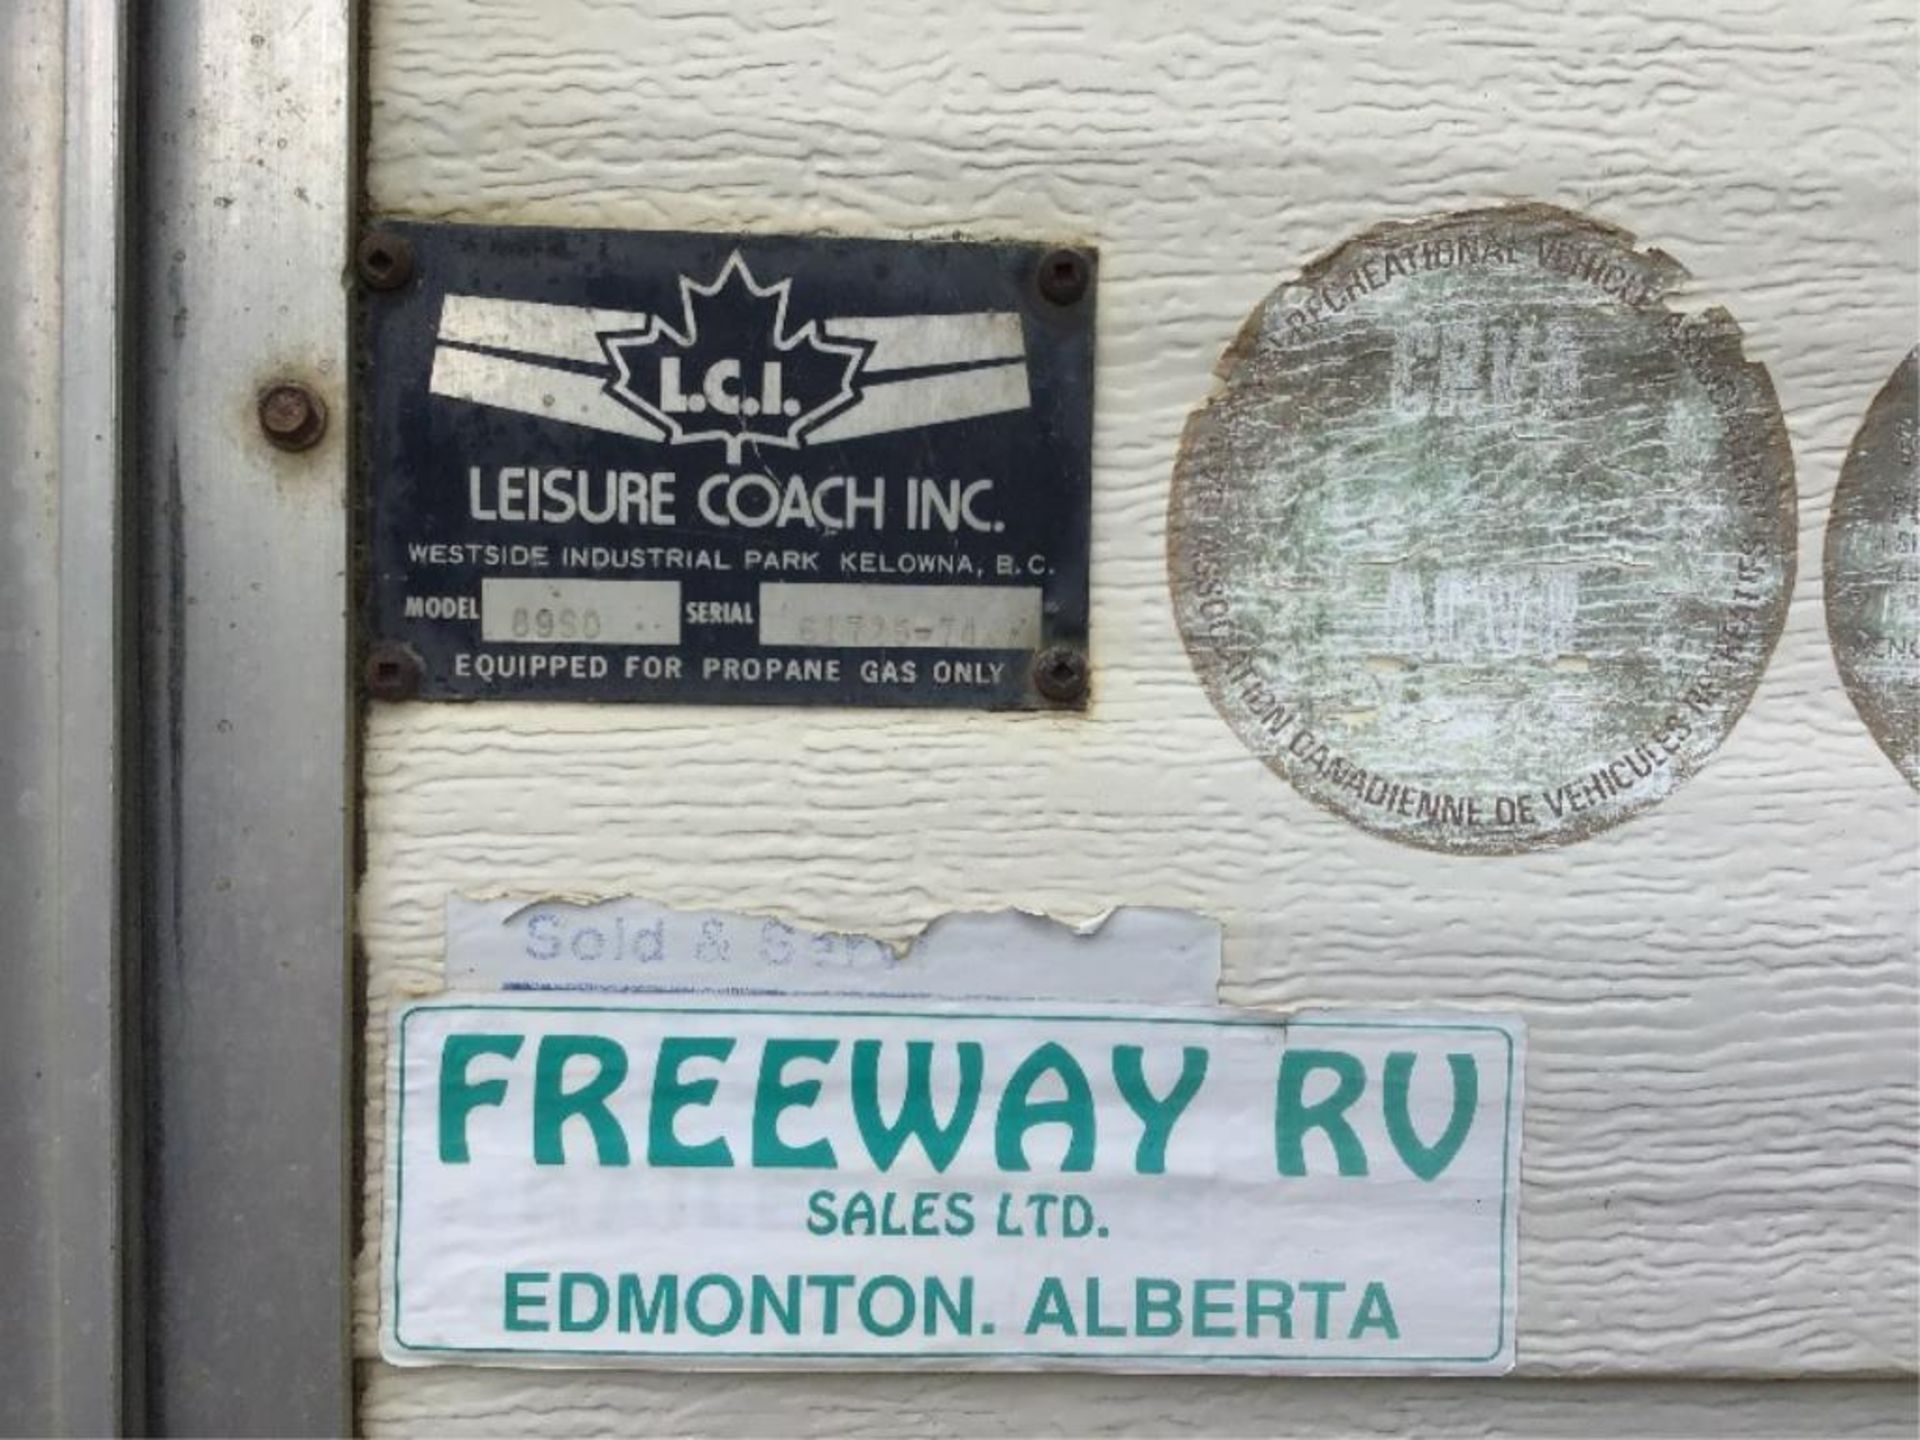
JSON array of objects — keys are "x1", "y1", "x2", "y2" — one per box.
[
  {"x1": 382, "y1": 996, "x2": 1523, "y2": 1373},
  {"x1": 446, "y1": 897, "x2": 1222, "y2": 1006}
]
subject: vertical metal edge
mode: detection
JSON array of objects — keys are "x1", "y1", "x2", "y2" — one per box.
[
  {"x1": 0, "y1": 0, "x2": 134, "y2": 1430},
  {"x1": 350, "y1": 4, "x2": 376, "y2": 1423},
  {"x1": 136, "y1": 0, "x2": 353, "y2": 1431},
  {"x1": 65, "y1": 0, "x2": 141, "y2": 1421}
]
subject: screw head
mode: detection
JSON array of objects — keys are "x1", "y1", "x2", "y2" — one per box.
[
  {"x1": 1036, "y1": 248, "x2": 1091, "y2": 307},
  {"x1": 257, "y1": 382, "x2": 327, "y2": 451},
  {"x1": 356, "y1": 231, "x2": 416, "y2": 291},
  {"x1": 1032, "y1": 645, "x2": 1089, "y2": 705},
  {"x1": 365, "y1": 642, "x2": 423, "y2": 701}
]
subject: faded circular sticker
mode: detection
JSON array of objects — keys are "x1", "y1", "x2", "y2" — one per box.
[
  {"x1": 1169, "y1": 204, "x2": 1796, "y2": 854},
  {"x1": 1826, "y1": 349, "x2": 1919, "y2": 787}
]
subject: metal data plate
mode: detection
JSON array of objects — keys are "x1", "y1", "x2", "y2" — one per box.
[{"x1": 360, "y1": 223, "x2": 1094, "y2": 708}]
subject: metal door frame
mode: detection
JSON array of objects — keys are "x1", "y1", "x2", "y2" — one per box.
[
  {"x1": 1, "y1": 0, "x2": 136, "y2": 1431},
  {"x1": 2, "y1": 1, "x2": 356, "y2": 1433}
]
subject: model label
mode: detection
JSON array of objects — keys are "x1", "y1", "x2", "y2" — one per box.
[
  {"x1": 383, "y1": 998, "x2": 1522, "y2": 1373},
  {"x1": 364, "y1": 225, "x2": 1093, "y2": 707}
]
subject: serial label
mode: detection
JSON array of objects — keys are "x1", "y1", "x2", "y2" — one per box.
[{"x1": 362, "y1": 224, "x2": 1094, "y2": 708}]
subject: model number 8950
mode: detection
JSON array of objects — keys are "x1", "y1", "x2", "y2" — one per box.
[{"x1": 509, "y1": 605, "x2": 603, "y2": 641}]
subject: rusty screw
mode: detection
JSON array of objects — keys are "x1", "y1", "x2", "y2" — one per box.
[
  {"x1": 364, "y1": 642, "x2": 423, "y2": 701},
  {"x1": 257, "y1": 382, "x2": 327, "y2": 451},
  {"x1": 1036, "y1": 248, "x2": 1091, "y2": 307},
  {"x1": 356, "y1": 231, "x2": 416, "y2": 291},
  {"x1": 1032, "y1": 646, "x2": 1089, "y2": 705}
]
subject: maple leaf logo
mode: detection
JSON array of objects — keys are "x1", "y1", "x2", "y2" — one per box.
[{"x1": 599, "y1": 252, "x2": 868, "y2": 463}]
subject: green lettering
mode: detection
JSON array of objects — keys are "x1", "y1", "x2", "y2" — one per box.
[
  {"x1": 649, "y1": 1036, "x2": 736, "y2": 1168},
  {"x1": 858, "y1": 1276, "x2": 917, "y2": 1338},
  {"x1": 851, "y1": 1040, "x2": 982, "y2": 1173},
  {"x1": 995, "y1": 1043, "x2": 1095, "y2": 1172},
  {"x1": 1192, "y1": 1278, "x2": 1235, "y2": 1338},
  {"x1": 1085, "y1": 1278, "x2": 1125, "y2": 1336},
  {"x1": 1383, "y1": 1052, "x2": 1477, "y2": 1180},
  {"x1": 558, "y1": 1271, "x2": 609, "y2": 1332},
  {"x1": 1023, "y1": 1276, "x2": 1077, "y2": 1335},
  {"x1": 533, "y1": 1035, "x2": 631, "y2": 1166},
  {"x1": 752, "y1": 1038, "x2": 838, "y2": 1168},
  {"x1": 686, "y1": 1274, "x2": 743, "y2": 1335},
  {"x1": 1111, "y1": 1045, "x2": 1208, "y2": 1173},
  {"x1": 1300, "y1": 1279, "x2": 1345, "y2": 1339},
  {"x1": 1275, "y1": 1049, "x2": 1369, "y2": 1176},
  {"x1": 749, "y1": 1274, "x2": 803, "y2": 1335},
  {"x1": 1350, "y1": 1280, "x2": 1399, "y2": 1339},
  {"x1": 502, "y1": 1270, "x2": 548, "y2": 1331},
  {"x1": 617, "y1": 1274, "x2": 678, "y2": 1333},
  {"x1": 1246, "y1": 1279, "x2": 1294, "y2": 1338},
  {"x1": 439, "y1": 1033, "x2": 523, "y2": 1163},
  {"x1": 807, "y1": 1274, "x2": 854, "y2": 1335},
  {"x1": 924, "y1": 1276, "x2": 974, "y2": 1335},
  {"x1": 1135, "y1": 1278, "x2": 1183, "y2": 1337}
]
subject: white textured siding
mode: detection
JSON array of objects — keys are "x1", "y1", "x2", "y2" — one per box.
[
  {"x1": 359, "y1": 0, "x2": 1918, "y2": 1430},
  {"x1": 358, "y1": 1372, "x2": 1918, "y2": 1438}
]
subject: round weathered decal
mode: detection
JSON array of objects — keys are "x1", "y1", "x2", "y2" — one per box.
[
  {"x1": 1826, "y1": 350, "x2": 1919, "y2": 787},
  {"x1": 1169, "y1": 204, "x2": 1796, "y2": 854}
]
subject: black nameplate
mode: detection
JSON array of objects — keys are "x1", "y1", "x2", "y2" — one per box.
[{"x1": 360, "y1": 223, "x2": 1094, "y2": 708}]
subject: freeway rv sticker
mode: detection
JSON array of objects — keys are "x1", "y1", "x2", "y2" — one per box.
[
  {"x1": 382, "y1": 997, "x2": 1523, "y2": 1373},
  {"x1": 360, "y1": 224, "x2": 1094, "y2": 708}
]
